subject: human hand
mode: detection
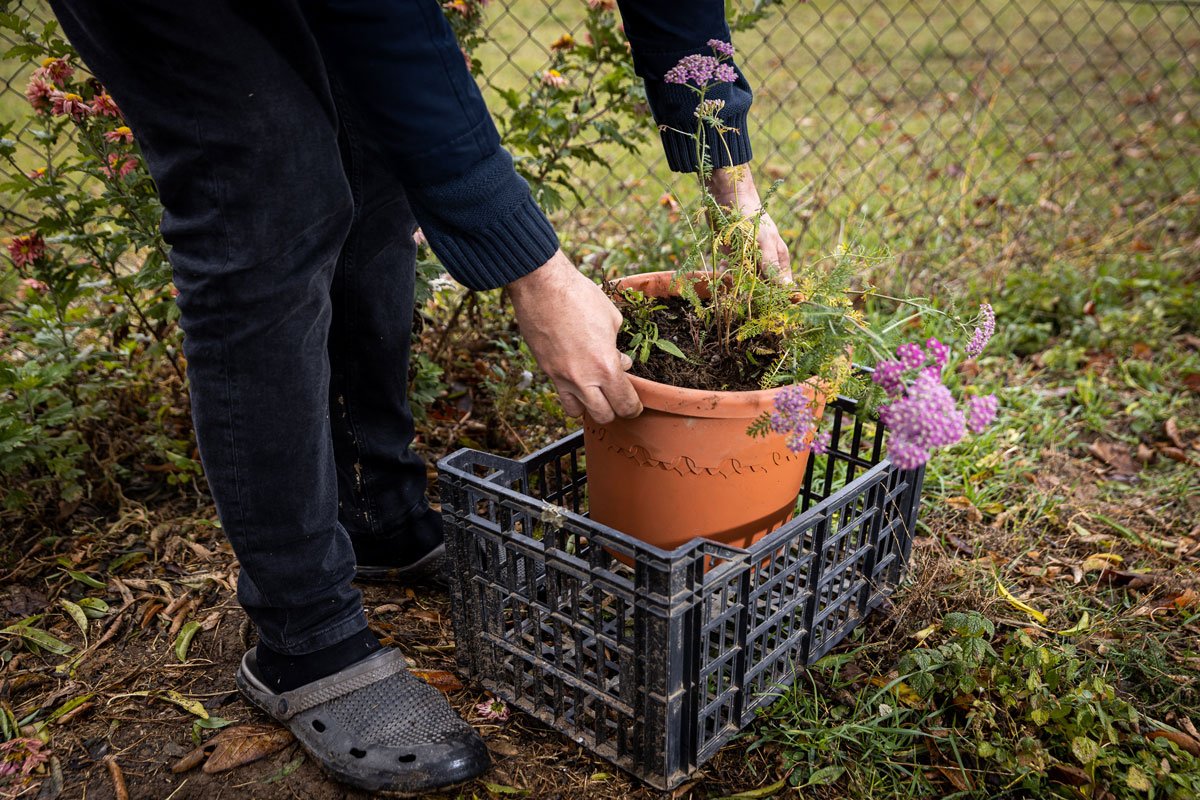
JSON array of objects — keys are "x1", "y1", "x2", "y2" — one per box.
[
  {"x1": 508, "y1": 250, "x2": 643, "y2": 424},
  {"x1": 708, "y1": 166, "x2": 793, "y2": 284}
]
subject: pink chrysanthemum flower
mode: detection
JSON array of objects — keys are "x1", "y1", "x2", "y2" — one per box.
[
  {"x1": 966, "y1": 394, "x2": 999, "y2": 434},
  {"x1": 7, "y1": 233, "x2": 45, "y2": 269},
  {"x1": 101, "y1": 153, "x2": 138, "y2": 179},
  {"x1": 966, "y1": 302, "x2": 995, "y2": 357},
  {"x1": 91, "y1": 92, "x2": 121, "y2": 118},
  {"x1": 475, "y1": 699, "x2": 510, "y2": 722},
  {"x1": 50, "y1": 90, "x2": 89, "y2": 120},
  {"x1": 16, "y1": 278, "x2": 49, "y2": 301},
  {"x1": 32, "y1": 57, "x2": 74, "y2": 86},
  {"x1": 25, "y1": 76, "x2": 53, "y2": 112},
  {"x1": 0, "y1": 737, "x2": 49, "y2": 778},
  {"x1": 103, "y1": 125, "x2": 134, "y2": 144},
  {"x1": 587, "y1": 0, "x2": 615, "y2": 9},
  {"x1": 541, "y1": 69, "x2": 566, "y2": 89}
]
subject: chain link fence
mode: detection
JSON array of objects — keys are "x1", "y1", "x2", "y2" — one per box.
[{"x1": 3, "y1": 0, "x2": 1198, "y2": 250}]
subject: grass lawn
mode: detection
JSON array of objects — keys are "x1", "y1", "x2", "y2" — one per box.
[{"x1": 1, "y1": 1, "x2": 1198, "y2": 798}]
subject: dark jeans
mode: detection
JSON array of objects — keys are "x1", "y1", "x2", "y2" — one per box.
[{"x1": 51, "y1": 1, "x2": 430, "y2": 654}]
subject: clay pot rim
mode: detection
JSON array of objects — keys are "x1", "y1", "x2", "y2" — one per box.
[{"x1": 613, "y1": 270, "x2": 818, "y2": 419}]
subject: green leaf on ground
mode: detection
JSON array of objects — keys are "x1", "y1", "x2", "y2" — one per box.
[
  {"x1": 0, "y1": 623, "x2": 74, "y2": 655},
  {"x1": 59, "y1": 599, "x2": 88, "y2": 639},
  {"x1": 174, "y1": 620, "x2": 201, "y2": 662}
]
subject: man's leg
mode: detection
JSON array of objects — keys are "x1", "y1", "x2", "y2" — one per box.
[
  {"x1": 322, "y1": 78, "x2": 444, "y2": 576},
  {"x1": 47, "y1": 2, "x2": 490, "y2": 792},
  {"x1": 48, "y1": 0, "x2": 377, "y2": 667}
]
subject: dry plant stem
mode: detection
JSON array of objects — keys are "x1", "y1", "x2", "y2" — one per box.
[{"x1": 105, "y1": 756, "x2": 130, "y2": 800}]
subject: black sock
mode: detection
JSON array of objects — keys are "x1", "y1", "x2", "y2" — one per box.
[
  {"x1": 253, "y1": 627, "x2": 382, "y2": 693},
  {"x1": 352, "y1": 506, "x2": 444, "y2": 568}
]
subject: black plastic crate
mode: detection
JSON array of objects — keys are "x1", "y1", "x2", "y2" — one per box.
[{"x1": 438, "y1": 393, "x2": 925, "y2": 791}]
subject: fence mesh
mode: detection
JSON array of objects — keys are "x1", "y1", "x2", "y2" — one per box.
[{"x1": 3, "y1": 0, "x2": 1198, "y2": 252}]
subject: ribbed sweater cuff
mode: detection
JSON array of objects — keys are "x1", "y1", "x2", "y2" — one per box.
[
  {"x1": 660, "y1": 110, "x2": 752, "y2": 173},
  {"x1": 432, "y1": 193, "x2": 560, "y2": 291}
]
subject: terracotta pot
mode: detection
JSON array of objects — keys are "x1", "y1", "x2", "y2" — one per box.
[{"x1": 583, "y1": 271, "x2": 826, "y2": 554}]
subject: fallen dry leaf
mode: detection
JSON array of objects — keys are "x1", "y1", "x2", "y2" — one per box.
[
  {"x1": 1148, "y1": 730, "x2": 1200, "y2": 758},
  {"x1": 1183, "y1": 373, "x2": 1200, "y2": 394},
  {"x1": 409, "y1": 608, "x2": 443, "y2": 624},
  {"x1": 1048, "y1": 763, "x2": 1092, "y2": 787},
  {"x1": 1096, "y1": 569, "x2": 1158, "y2": 591},
  {"x1": 935, "y1": 765, "x2": 973, "y2": 792},
  {"x1": 1136, "y1": 443, "x2": 1156, "y2": 464},
  {"x1": 1165, "y1": 418, "x2": 1186, "y2": 449},
  {"x1": 411, "y1": 669, "x2": 464, "y2": 694},
  {"x1": 171, "y1": 724, "x2": 294, "y2": 774},
  {"x1": 1082, "y1": 552, "x2": 1123, "y2": 573},
  {"x1": 1087, "y1": 440, "x2": 1139, "y2": 477},
  {"x1": 1160, "y1": 446, "x2": 1196, "y2": 466}
]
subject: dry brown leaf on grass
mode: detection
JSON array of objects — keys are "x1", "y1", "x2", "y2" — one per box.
[
  {"x1": 1148, "y1": 730, "x2": 1200, "y2": 758},
  {"x1": 410, "y1": 669, "x2": 464, "y2": 693},
  {"x1": 1165, "y1": 417, "x2": 1186, "y2": 449},
  {"x1": 1087, "y1": 441, "x2": 1139, "y2": 477},
  {"x1": 1131, "y1": 588, "x2": 1200, "y2": 618},
  {"x1": 1048, "y1": 763, "x2": 1092, "y2": 787},
  {"x1": 1159, "y1": 446, "x2": 1197, "y2": 466},
  {"x1": 171, "y1": 724, "x2": 294, "y2": 774}
]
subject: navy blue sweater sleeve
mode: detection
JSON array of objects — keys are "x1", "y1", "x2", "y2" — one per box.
[
  {"x1": 615, "y1": 0, "x2": 753, "y2": 172},
  {"x1": 309, "y1": 0, "x2": 559, "y2": 291}
]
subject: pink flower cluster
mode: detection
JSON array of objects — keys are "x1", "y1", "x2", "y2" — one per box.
[
  {"x1": 0, "y1": 737, "x2": 49, "y2": 779},
  {"x1": 664, "y1": 54, "x2": 736, "y2": 87},
  {"x1": 966, "y1": 302, "x2": 995, "y2": 357},
  {"x1": 770, "y1": 385, "x2": 828, "y2": 455},
  {"x1": 873, "y1": 322, "x2": 999, "y2": 470},
  {"x1": 707, "y1": 39, "x2": 736, "y2": 58},
  {"x1": 967, "y1": 394, "x2": 999, "y2": 434},
  {"x1": 878, "y1": 368, "x2": 966, "y2": 470}
]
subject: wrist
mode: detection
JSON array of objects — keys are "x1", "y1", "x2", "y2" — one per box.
[
  {"x1": 707, "y1": 165, "x2": 759, "y2": 206},
  {"x1": 508, "y1": 249, "x2": 574, "y2": 304}
]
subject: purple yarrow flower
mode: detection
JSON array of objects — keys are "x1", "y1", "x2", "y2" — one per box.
[
  {"x1": 664, "y1": 54, "x2": 735, "y2": 87},
  {"x1": 966, "y1": 302, "x2": 995, "y2": 357},
  {"x1": 896, "y1": 342, "x2": 925, "y2": 371},
  {"x1": 811, "y1": 432, "x2": 832, "y2": 455},
  {"x1": 707, "y1": 39, "x2": 735, "y2": 57},
  {"x1": 771, "y1": 385, "x2": 821, "y2": 454},
  {"x1": 887, "y1": 439, "x2": 930, "y2": 471},
  {"x1": 925, "y1": 337, "x2": 949, "y2": 372},
  {"x1": 880, "y1": 371, "x2": 965, "y2": 470},
  {"x1": 871, "y1": 359, "x2": 905, "y2": 397},
  {"x1": 966, "y1": 394, "x2": 999, "y2": 434}
]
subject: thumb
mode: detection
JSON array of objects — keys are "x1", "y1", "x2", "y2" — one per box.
[{"x1": 619, "y1": 352, "x2": 634, "y2": 371}]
